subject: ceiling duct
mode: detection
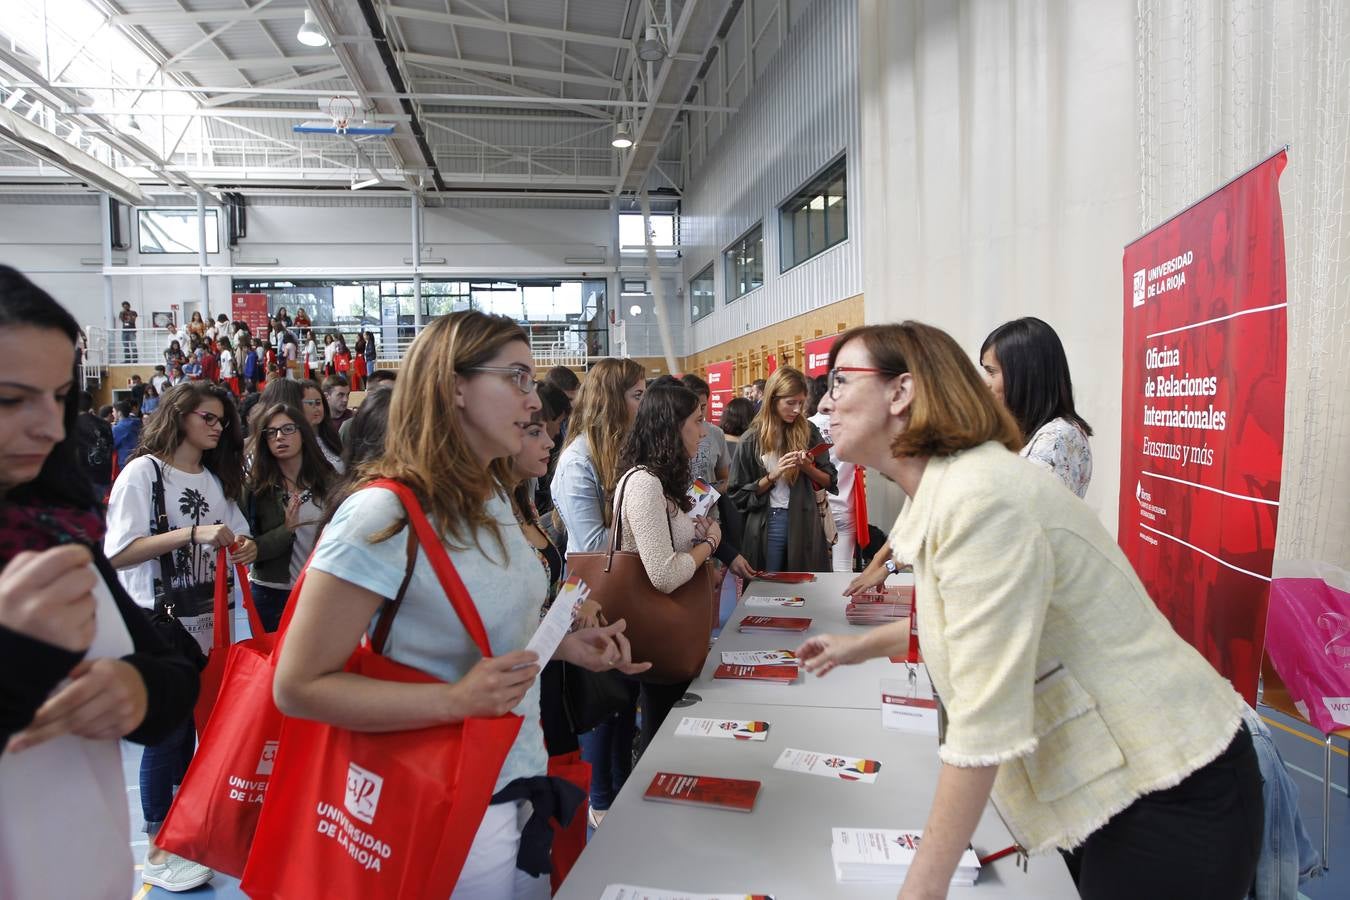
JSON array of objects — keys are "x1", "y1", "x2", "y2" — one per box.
[{"x1": 0, "y1": 106, "x2": 148, "y2": 205}]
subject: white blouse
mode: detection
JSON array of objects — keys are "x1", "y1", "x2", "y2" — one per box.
[{"x1": 1021, "y1": 417, "x2": 1092, "y2": 498}]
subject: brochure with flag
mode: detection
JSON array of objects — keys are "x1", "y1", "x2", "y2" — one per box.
[
  {"x1": 720, "y1": 649, "x2": 798, "y2": 666},
  {"x1": 830, "y1": 828, "x2": 980, "y2": 886},
  {"x1": 745, "y1": 595, "x2": 805, "y2": 608},
  {"x1": 686, "y1": 478, "x2": 720, "y2": 519},
  {"x1": 773, "y1": 748, "x2": 882, "y2": 784},
  {"x1": 674, "y1": 717, "x2": 771, "y2": 741}
]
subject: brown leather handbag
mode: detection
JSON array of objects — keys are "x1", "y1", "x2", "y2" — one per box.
[{"x1": 565, "y1": 468, "x2": 715, "y2": 684}]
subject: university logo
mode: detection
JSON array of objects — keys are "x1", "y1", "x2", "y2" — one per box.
[
  {"x1": 256, "y1": 740, "x2": 279, "y2": 776},
  {"x1": 1132, "y1": 269, "x2": 1147, "y2": 307},
  {"x1": 345, "y1": 762, "x2": 384, "y2": 824},
  {"x1": 809, "y1": 352, "x2": 830, "y2": 371}
]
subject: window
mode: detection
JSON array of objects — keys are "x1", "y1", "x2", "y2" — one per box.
[
  {"x1": 619, "y1": 213, "x2": 676, "y2": 249},
  {"x1": 690, "y1": 265, "x2": 715, "y2": 322},
  {"x1": 724, "y1": 224, "x2": 764, "y2": 301},
  {"x1": 779, "y1": 157, "x2": 847, "y2": 271},
  {"x1": 138, "y1": 208, "x2": 219, "y2": 254}
]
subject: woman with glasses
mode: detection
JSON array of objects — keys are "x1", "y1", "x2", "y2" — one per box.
[
  {"x1": 797, "y1": 322, "x2": 1260, "y2": 900},
  {"x1": 299, "y1": 379, "x2": 344, "y2": 472},
  {"x1": 274, "y1": 311, "x2": 642, "y2": 896},
  {"x1": 104, "y1": 381, "x2": 256, "y2": 891},
  {"x1": 241, "y1": 403, "x2": 335, "y2": 632},
  {"x1": 728, "y1": 366, "x2": 837, "y2": 573}
]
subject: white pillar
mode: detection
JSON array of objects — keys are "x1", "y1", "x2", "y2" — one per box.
[
  {"x1": 410, "y1": 194, "x2": 423, "y2": 329},
  {"x1": 99, "y1": 192, "x2": 114, "y2": 331},
  {"x1": 196, "y1": 191, "x2": 210, "y2": 319}
]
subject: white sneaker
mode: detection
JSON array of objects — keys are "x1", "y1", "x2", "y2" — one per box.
[{"x1": 142, "y1": 853, "x2": 214, "y2": 892}]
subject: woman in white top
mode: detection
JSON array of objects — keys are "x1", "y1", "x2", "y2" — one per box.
[
  {"x1": 104, "y1": 381, "x2": 257, "y2": 891},
  {"x1": 0, "y1": 268, "x2": 199, "y2": 899},
  {"x1": 979, "y1": 317, "x2": 1094, "y2": 499},
  {"x1": 273, "y1": 311, "x2": 644, "y2": 898}
]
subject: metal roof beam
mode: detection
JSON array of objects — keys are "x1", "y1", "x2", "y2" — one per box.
[
  {"x1": 165, "y1": 54, "x2": 337, "y2": 72},
  {"x1": 401, "y1": 53, "x2": 619, "y2": 90},
  {"x1": 407, "y1": 67, "x2": 609, "y2": 121},
  {"x1": 383, "y1": 5, "x2": 631, "y2": 50},
  {"x1": 110, "y1": 8, "x2": 297, "y2": 26},
  {"x1": 199, "y1": 66, "x2": 347, "y2": 107}
]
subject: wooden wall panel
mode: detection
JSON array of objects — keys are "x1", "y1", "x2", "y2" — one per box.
[{"x1": 682, "y1": 293, "x2": 863, "y2": 388}]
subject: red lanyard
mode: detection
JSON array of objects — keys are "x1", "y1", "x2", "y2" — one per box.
[{"x1": 907, "y1": 595, "x2": 919, "y2": 664}]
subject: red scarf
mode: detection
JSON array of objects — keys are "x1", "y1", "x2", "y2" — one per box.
[{"x1": 0, "y1": 502, "x2": 106, "y2": 567}]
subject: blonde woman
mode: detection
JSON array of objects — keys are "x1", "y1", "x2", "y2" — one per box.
[
  {"x1": 728, "y1": 366, "x2": 836, "y2": 572},
  {"x1": 549, "y1": 356, "x2": 644, "y2": 826},
  {"x1": 273, "y1": 312, "x2": 641, "y2": 897}
]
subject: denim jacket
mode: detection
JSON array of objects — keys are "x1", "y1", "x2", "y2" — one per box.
[
  {"x1": 550, "y1": 435, "x2": 609, "y2": 555},
  {"x1": 1243, "y1": 707, "x2": 1320, "y2": 899}
]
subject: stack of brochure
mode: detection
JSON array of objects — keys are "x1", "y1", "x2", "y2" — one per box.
[{"x1": 831, "y1": 828, "x2": 980, "y2": 886}]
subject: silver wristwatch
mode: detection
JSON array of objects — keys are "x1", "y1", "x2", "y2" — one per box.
[{"x1": 883, "y1": 558, "x2": 899, "y2": 575}]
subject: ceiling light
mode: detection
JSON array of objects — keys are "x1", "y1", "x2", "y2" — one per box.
[
  {"x1": 297, "y1": 10, "x2": 329, "y2": 48},
  {"x1": 612, "y1": 121, "x2": 634, "y2": 149},
  {"x1": 637, "y1": 24, "x2": 667, "y2": 62},
  {"x1": 125, "y1": 115, "x2": 142, "y2": 133}
]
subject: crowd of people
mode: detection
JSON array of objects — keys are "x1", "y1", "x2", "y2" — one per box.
[{"x1": 1, "y1": 259, "x2": 1264, "y2": 900}]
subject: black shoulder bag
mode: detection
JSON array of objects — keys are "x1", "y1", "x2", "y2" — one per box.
[{"x1": 145, "y1": 461, "x2": 209, "y2": 671}]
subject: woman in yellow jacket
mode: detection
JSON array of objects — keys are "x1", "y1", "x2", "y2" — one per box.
[{"x1": 798, "y1": 321, "x2": 1261, "y2": 900}]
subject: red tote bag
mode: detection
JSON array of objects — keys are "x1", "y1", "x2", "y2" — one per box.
[
  {"x1": 547, "y1": 751, "x2": 591, "y2": 892},
  {"x1": 240, "y1": 480, "x2": 524, "y2": 900},
  {"x1": 194, "y1": 549, "x2": 268, "y2": 733},
  {"x1": 158, "y1": 551, "x2": 279, "y2": 876}
]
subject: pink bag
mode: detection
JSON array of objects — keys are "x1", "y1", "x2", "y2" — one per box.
[{"x1": 1265, "y1": 561, "x2": 1350, "y2": 734}]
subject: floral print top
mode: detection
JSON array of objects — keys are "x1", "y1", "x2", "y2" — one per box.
[{"x1": 1021, "y1": 417, "x2": 1092, "y2": 498}]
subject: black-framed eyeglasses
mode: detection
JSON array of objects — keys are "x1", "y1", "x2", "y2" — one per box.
[
  {"x1": 191, "y1": 410, "x2": 230, "y2": 430},
  {"x1": 827, "y1": 366, "x2": 900, "y2": 400},
  {"x1": 262, "y1": 423, "x2": 299, "y2": 441},
  {"x1": 464, "y1": 366, "x2": 538, "y2": 395}
]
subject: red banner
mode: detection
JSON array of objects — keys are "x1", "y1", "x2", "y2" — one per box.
[
  {"x1": 231, "y1": 293, "x2": 270, "y2": 334},
  {"x1": 803, "y1": 334, "x2": 839, "y2": 377},
  {"x1": 705, "y1": 360, "x2": 734, "y2": 424},
  {"x1": 1118, "y1": 150, "x2": 1288, "y2": 704}
]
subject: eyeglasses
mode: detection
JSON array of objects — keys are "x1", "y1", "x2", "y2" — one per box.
[
  {"x1": 191, "y1": 410, "x2": 230, "y2": 430},
  {"x1": 301, "y1": 398, "x2": 323, "y2": 408},
  {"x1": 464, "y1": 366, "x2": 538, "y2": 395},
  {"x1": 827, "y1": 366, "x2": 900, "y2": 400},
  {"x1": 262, "y1": 423, "x2": 299, "y2": 441}
]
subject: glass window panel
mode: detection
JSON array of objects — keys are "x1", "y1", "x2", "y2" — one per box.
[
  {"x1": 137, "y1": 209, "x2": 219, "y2": 254},
  {"x1": 690, "y1": 265, "x2": 714, "y2": 322},
  {"x1": 778, "y1": 157, "x2": 847, "y2": 271}
]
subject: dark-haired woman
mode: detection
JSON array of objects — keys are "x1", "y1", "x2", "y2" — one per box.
[
  {"x1": 351, "y1": 333, "x2": 368, "y2": 392},
  {"x1": 299, "y1": 379, "x2": 344, "y2": 472},
  {"x1": 614, "y1": 382, "x2": 721, "y2": 752},
  {"x1": 728, "y1": 366, "x2": 837, "y2": 573},
  {"x1": 104, "y1": 381, "x2": 256, "y2": 891},
  {"x1": 0, "y1": 266, "x2": 199, "y2": 897},
  {"x1": 242, "y1": 403, "x2": 334, "y2": 632},
  {"x1": 980, "y1": 316, "x2": 1093, "y2": 498}
]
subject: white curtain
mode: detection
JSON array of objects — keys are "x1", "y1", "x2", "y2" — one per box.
[{"x1": 857, "y1": 0, "x2": 1350, "y2": 574}]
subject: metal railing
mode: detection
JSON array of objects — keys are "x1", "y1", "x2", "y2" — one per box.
[{"x1": 86, "y1": 322, "x2": 611, "y2": 376}]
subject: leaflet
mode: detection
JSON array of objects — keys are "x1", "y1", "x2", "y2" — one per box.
[
  {"x1": 674, "y1": 717, "x2": 771, "y2": 741},
  {"x1": 744, "y1": 595, "x2": 805, "y2": 608},
  {"x1": 773, "y1": 747, "x2": 882, "y2": 784},
  {"x1": 522, "y1": 574, "x2": 589, "y2": 667},
  {"x1": 600, "y1": 886, "x2": 774, "y2": 900},
  {"x1": 686, "y1": 478, "x2": 720, "y2": 519},
  {"x1": 720, "y1": 649, "x2": 798, "y2": 666}
]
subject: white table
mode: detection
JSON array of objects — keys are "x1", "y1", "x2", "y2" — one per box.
[
  {"x1": 695, "y1": 573, "x2": 911, "y2": 710},
  {"x1": 555, "y1": 701, "x2": 1077, "y2": 899},
  {"x1": 556, "y1": 573, "x2": 1079, "y2": 899}
]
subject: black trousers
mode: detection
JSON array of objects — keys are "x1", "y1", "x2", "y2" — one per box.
[
  {"x1": 1065, "y1": 723, "x2": 1264, "y2": 900},
  {"x1": 249, "y1": 582, "x2": 291, "y2": 633},
  {"x1": 638, "y1": 680, "x2": 691, "y2": 753}
]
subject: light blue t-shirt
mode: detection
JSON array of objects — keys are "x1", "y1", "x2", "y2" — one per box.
[{"x1": 309, "y1": 486, "x2": 549, "y2": 791}]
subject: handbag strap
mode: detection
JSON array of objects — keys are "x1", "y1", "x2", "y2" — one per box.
[
  {"x1": 209, "y1": 547, "x2": 266, "y2": 649},
  {"x1": 370, "y1": 526, "x2": 420, "y2": 653},
  {"x1": 365, "y1": 479, "x2": 495, "y2": 658},
  {"x1": 149, "y1": 460, "x2": 178, "y2": 615},
  {"x1": 606, "y1": 466, "x2": 676, "y2": 566}
]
